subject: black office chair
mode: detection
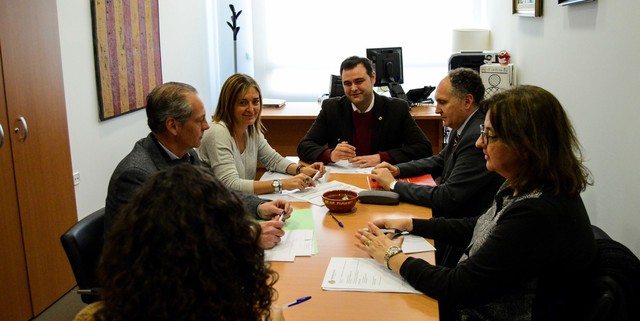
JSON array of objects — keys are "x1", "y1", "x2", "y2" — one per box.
[
  {"x1": 60, "y1": 207, "x2": 105, "y2": 304},
  {"x1": 585, "y1": 225, "x2": 640, "y2": 321}
]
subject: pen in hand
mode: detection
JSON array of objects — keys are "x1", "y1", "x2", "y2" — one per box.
[
  {"x1": 283, "y1": 296, "x2": 312, "y2": 308},
  {"x1": 328, "y1": 213, "x2": 344, "y2": 228},
  {"x1": 278, "y1": 210, "x2": 286, "y2": 222}
]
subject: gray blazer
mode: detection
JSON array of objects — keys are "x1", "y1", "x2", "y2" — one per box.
[
  {"x1": 104, "y1": 133, "x2": 265, "y2": 236},
  {"x1": 393, "y1": 111, "x2": 504, "y2": 218}
]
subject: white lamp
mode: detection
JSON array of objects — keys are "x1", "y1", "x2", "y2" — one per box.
[{"x1": 452, "y1": 29, "x2": 491, "y2": 52}]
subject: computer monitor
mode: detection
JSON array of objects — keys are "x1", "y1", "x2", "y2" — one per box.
[{"x1": 366, "y1": 47, "x2": 404, "y2": 87}]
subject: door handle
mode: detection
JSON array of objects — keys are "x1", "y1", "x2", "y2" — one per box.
[
  {"x1": 13, "y1": 116, "x2": 28, "y2": 142},
  {"x1": 0, "y1": 123, "x2": 4, "y2": 148}
]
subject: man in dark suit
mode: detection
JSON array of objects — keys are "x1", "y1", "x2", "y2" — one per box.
[
  {"x1": 297, "y1": 56, "x2": 432, "y2": 168},
  {"x1": 371, "y1": 68, "x2": 503, "y2": 219},
  {"x1": 105, "y1": 82, "x2": 291, "y2": 249},
  {"x1": 371, "y1": 68, "x2": 504, "y2": 267}
]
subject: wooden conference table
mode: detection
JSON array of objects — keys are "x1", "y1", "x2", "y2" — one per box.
[
  {"x1": 270, "y1": 173, "x2": 439, "y2": 321},
  {"x1": 261, "y1": 102, "x2": 444, "y2": 157}
]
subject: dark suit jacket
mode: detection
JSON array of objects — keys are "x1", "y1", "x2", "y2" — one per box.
[
  {"x1": 393, "y1": 110, "x2": 504, "y2": 218},
  {"x1": 104, "y1": 133, "x2": 265, "y2": 236},
  {"x1": 297, "y1": 93, "x2": 432, "y2": 164}
]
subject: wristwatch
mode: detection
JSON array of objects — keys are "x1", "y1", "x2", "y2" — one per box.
[
  {"x1": 296, "y1": 164, "x2": 305, "y2": 175},
  {"x1": 384, "y1": 246, "x2": 403, "y2": 270},
  {"x1": 272, "y1": 179, "x2": 282, "y2": 193}
]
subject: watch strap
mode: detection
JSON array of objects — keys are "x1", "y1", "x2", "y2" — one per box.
[
  {"x1": 272, "y1": 179, "x2": 282, "y2": 193},
  {"x1": 384, "y1": 245, "x2": 403, "y2": 270}
]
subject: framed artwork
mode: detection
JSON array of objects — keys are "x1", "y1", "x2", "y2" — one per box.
[
  {"x1": 559, "y1": 0, "x2": 595, "y2": 5},
  {"x1": 513, "y1": 0, "x2": 543, "y2": 17},
  {"x1": 91, "y1": 0, "x2": 163, "y2": 121}
]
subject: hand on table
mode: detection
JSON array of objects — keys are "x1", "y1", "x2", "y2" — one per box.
[
  {"x1": 349, "y1": 154, "x2": 381, "y2": 168},
  {"x1": 354, "y1": 222, "x2": 404, "y2": 264},
  {"x1": 259, "y1": 220, "x2": 285, "y2": 249},
  {"x1": 330, "y1": 141, "x2": 356, "y2": 162},
  {"x1": 301, "y1": 162, "x2": 326, "y2": 180},
  {"x1": 258, "y1": 199, "x2": 292, "y2": 220},
  {"x1": 369, "y1": 167, "x2": 396, "y2": 191}
]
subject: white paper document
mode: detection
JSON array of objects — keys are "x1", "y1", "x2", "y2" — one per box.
[
  {"x1": 264, "y1": 229, "x2": 314, "y2": 262},
  {"x1": 259, "y1": 171, "x2": 363, "y2": 206},
  {"x1": 401, "y1": 235, "x2": 436, "y2": 254},
  {"x1": 321, "y1": 257, "x2": 420, "y2": 294},
  {"x1": 326, "y1": 160, "x2": 374, "y2": 174}
]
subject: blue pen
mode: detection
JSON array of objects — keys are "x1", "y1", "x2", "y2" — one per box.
[
  {"x1": 278, "y1": 210, "x2": 286, "y2": 221},
  {"x1": 283, "y1": 296, "x2": 311, "y2": 308},
  {"x1": 328, "y1": 213, "x2": 344, "y2": 228}
]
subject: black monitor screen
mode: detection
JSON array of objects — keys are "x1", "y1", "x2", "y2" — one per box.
[{"x1": 366, "y1": 47, "x2": 403, "y2": 87}]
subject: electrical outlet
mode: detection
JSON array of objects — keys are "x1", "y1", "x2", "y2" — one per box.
[{"x1": 73, "y1": 172, "x2": 80, "y2": 186}]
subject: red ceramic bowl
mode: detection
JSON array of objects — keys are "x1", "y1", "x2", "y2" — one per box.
[{"x1": 322, "y1": 190, "x2": 359, "y2": 213}]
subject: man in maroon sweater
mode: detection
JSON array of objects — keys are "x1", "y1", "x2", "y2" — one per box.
[{"x1": 297, "y1": 56, "x2": 432, "y2": 167}]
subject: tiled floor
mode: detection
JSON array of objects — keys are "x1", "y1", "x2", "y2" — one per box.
[{"x1": 32, "y1": 287, "x2": 86, "y2": 321}]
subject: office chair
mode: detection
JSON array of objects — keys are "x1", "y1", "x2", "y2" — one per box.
[
  {"x1": 585, "y1": 225, "x2": 640, "y2": 321},
  {"x1": 60, "y1": 207, "x2": 105, "y2": 304}
]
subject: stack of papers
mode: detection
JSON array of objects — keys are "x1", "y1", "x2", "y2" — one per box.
[
  {"x1": 259, "y1": 172, "x2": 364, "y2": 206},
  {"x1": 264, "y1": 208, "x2": 318, "y2": 262},
  {"x1": 264, "y1": 229, "x2": 314, "y2": 262},
  {"x1": 320, "y1": 237, "x2": 434, "y2": 292}
]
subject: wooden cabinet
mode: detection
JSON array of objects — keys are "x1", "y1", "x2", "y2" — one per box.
[{"x1": 0, "y1": 0, "x2": 78, "y2": 319}]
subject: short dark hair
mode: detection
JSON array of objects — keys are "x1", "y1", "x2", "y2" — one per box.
[
  {"x1": 146, "y1": 82, "x2": 198, "y2": 133},
  {"x1": 448, "y1": 68, "x2": 485, "y2": 107},
  {"x1": 482, "y1": 85, "x2": 592, "y2": 196},
  {"x1": 340, "y1": 56, "x2": 374, "y2": 77},
  {"x1": 97, "y1": 164, "x2": 278, "y2": 320}
]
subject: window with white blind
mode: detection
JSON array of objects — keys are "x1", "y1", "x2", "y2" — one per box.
[{"x1": 251, "y1": 0, "x2": 487, "y2": 102}]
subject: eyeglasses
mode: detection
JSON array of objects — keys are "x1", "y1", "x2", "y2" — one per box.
[{"x1": 479, "y1": 124, "x2": 498, "y2": 145}]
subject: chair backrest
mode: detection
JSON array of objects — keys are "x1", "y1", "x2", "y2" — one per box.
[
  {"x1": 60, "y1": 208, "x2": 105, "y2": 304},
  {"x1": 586, "y1": 225, "x2": 640, "y2": 321}
]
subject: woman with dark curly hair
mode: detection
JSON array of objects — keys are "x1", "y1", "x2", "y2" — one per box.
[
  {"x1": 356, "y1": 85, "x2": 597, "y2": 321},
  {"x1": 74, "y1": 164, "x2": 283, "y2": 321}
]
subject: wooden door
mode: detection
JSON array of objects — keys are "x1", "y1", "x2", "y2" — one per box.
[
  {"x1": 0, "y1": 0, "x2": 78, "y2": 315},
  {"x1": 0, "y1": 44, "x2": 34, "y2": 321}
]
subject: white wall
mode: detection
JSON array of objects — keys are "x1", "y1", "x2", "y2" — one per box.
[
  {"x1": 56, "y1": 1, "x2": 217, "y2": 219},
  {"x1": 487, "y1": 1, "x2": 640, "y2": 256}
]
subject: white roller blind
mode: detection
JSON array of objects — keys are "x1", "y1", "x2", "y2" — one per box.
[{"x1": 251, "y1": 0, "x2": 486, "y2": 101}]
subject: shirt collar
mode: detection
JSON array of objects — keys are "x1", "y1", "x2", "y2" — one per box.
[
  {"x1": 351, "y1": 94, "x2": 375, "y2": 113},
  {"x1": 155, "y1": 137, "x2": 185, "y2": 160},
  {"x1": 456, "y1": 108, "x2": 479, "y2": 136}
]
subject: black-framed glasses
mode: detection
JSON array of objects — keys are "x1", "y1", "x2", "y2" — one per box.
[{"x1": 479, "y1": 124, "x2": 498, "y2": 144}]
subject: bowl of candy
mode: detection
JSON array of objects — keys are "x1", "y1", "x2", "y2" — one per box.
[{"x1": 322, "y1": 190, "x2": 359, "y2": 213}]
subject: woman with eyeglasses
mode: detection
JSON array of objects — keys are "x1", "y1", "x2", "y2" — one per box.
[{"x1": 355, "y1": 85, "x2": 597, "y2": 321}]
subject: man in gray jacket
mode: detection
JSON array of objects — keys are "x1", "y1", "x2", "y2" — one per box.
[{"x1": 105, "y1": 82, "x2": 291, "y2": 249}]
